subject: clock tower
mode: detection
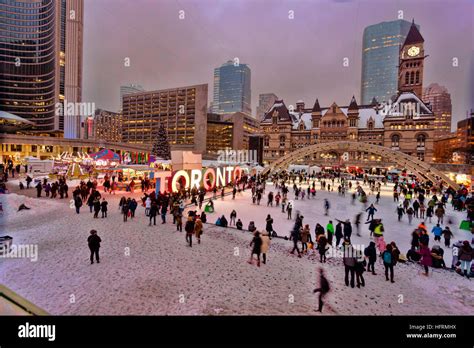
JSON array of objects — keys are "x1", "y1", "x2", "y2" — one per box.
[{"x1": 398, "y1": 20, "x2": 425, "y2": 97}]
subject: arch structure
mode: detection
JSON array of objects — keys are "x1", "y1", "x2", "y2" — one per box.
[{"x1": 261, "y1": 141, "x2": 460, "y2": 190}]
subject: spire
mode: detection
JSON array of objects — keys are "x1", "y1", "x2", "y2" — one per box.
[
  {"x1": 311, "y1": 98, "x2": 321, "y2": 112},
  {"x1": 348, "y1": 95, "x2": 358, "y2": 110},
  {"x1": 404, "y1": 20, "x2": 424, "y2": 45},
  {"x1": 370, "y1": 97, "x2": 378, "y2": 106}
]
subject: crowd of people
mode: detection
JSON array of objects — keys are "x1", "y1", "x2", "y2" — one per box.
[{"x1": 4, "y1": 160, "x2": 474, "y2": 313}]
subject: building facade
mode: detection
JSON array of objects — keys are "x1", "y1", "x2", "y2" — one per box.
[
  {"x1": 93, "y1": 109, "x2": 122, "y2": 143},
  {"x1": 361, "y1": 19, "x2": 416, "y2": 104},
  {"x1": 261, "y1": 22, "x2": 435, "y2": 165},
  {"x1": 206, "y1": 114, "x2": 233, "y2": 155},
  {"x1": 422, "y1": 83, "x2": 452, "y2": 137},
  {"x1": 120, "y1": 84, "x2": 144, "y2": 109},
  {"x1": 0, "y1": 0, "x2": 83, "y2": 136},
  {"x1": 121, "y1": 84, "x2": 208, "y2": 154},
  {"x1": 205, "y1": 112, "x2": 259, "y2": 156},
  {"x1": 212, "y1": 60, "x2": 251, "y2": 115},
  {"x1": 256, "y1": 93, "x2": 279, "y2": 120}
]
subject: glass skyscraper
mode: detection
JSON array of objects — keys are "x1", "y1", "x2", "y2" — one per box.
[
  {"x1": 361, "y1": 19, "x2": 418, "y2": 105},
  {"x1": 0, "y1": 0, "x2": 83, "y2": 136},
  {"x1": 212, "y1": 60, "x2": 251, "y2": 116}
]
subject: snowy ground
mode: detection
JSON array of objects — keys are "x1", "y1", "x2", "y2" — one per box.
[{"x1": 0, "y1": 179, "x2": 473, "y2": 315}]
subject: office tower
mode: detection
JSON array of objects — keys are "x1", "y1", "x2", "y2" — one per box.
[
  {"x1": 120, "y1": 84, "x2": 144, "y2": 109},
  {"x1": 122, "y1": 84, "x2": 208, "y2": 153},
  {"x1": 0, "y1": 0, "x2": 83, "y2": 137},
  {"x1": 212, "y1": 60, "x2": 251, "y2": 115},
  {"x1": 257, "y1": 93, "x2": 278, "y2": 120},
  {"x1": 361, "y1": 19, "x2": 417, "y2": 104},
  {"x1": 423, "y1": 83, "x2": 452, "y2": 137}
]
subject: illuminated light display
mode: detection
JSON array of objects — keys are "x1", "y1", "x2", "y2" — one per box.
[{"x1": 155, "y1": 166, "x2": 243, "y2": 193}]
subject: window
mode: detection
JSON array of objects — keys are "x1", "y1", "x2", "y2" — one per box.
[
  {"x1": 417, "y1": 134, "x2": 426, "y2": 147},
  {"x1": 410, "y1": 71, "x2": 415, "y2": 84},
  {"x1": 279, "y1": 135, "x2": 286, "y2": 147},
  {"x1": 368, "y1": 121, "x2": 373, "y2": 130},
  {"x1": 264, "y1": 136, "x2": 269, "y2": 147},
  {"x1": 415, "y1": 71, "x2": 420, "y2": 84},
  {"x1": 391, "y1": 134, "x2": 400, "y2": 147},
  {"x1": 417, "y1": 152, "x2": 425, "y2": 161},
  {"x1": 405, "y1": 72, "x2": 409, "y2": 85}
]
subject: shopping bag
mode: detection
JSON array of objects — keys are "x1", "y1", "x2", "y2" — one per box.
[{"x1": 308, "y1": 242, "x2": 314, "y2": 250}]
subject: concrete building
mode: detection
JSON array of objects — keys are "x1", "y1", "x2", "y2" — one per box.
[
  {"x1": 422, "y1": 83, "x2": 453, "y2": 137},
  {"x1": 257, "y1": 93, "x2": 279, "y2": 121},
  {"x1": 0, "y1": 0, "x2": 84, "y2": 137},
  {"x1": 120, "y1": 84, "x2": 144, "y2": 109},
  {"x1": 121, "y1": 84, "x2": 208, "y2": 154},
  {"x1": 206, "y1": 114, "x2": 234, "y2": 155},
  {"x1": 212, "y1": 60, "x2": 251, "y2": 115},
  {"x1": 433, "y1": 114, "x2": 474, "y2": 165},
  {"x1": 361, "y1": 19, "x2": 416, "y2": 104},
  {"x1": 205, "y1": 112, "x2": 260, "y2": 156},
  {"x1": 93, "y1": 109, "x2": 122, "y2": 143}
]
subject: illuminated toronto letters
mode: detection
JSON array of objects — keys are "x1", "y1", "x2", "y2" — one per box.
[{"x1": 155, "y1": 166, "x2": 243, "y2": 193}]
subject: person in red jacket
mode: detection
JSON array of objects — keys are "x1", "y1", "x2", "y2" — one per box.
[{"x1": 418, "y1": 244, "x2": 432, "y2": 276}]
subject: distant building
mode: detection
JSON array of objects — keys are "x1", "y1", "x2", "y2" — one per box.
[
  {"x1": 257, "y1": 93, "x2": 279, "y2": 120},
  {"x1": 206, "y1": 114, "x2": 234, "y2": 155},
  {"x1": 212, "y1": 60, "x2": 252, "y2": 116},
  {"x1": 361, "y1": 19, "x2": 417, "y2": 105},
  {"x1": 455, "y1": 115, "x2": 474, "y2": 165},
  {"x1": 205, "y1": 112, "x2": 260, "y2": 156},
  {"x1": 433, "y1": 114, "x2": 473, "y2": 165},
  {"x1": 120, "y1": 84, "x2": 144, "y2": 109},
  {"x1": 422, "y1": 83, "x2": 452, "y2": 137},
  {"x1": 93, "y1": 109, "x2": 122, "y2": 143},
  {"x1": 121, "y1": 84, "x2": 208, "y2": 154}
]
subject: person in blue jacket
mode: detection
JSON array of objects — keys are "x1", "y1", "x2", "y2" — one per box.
[
  {"x1": 431, "y1": 224, "x2": 443, "y2": 242},
  {"x1": 365, "y1": 204, "x2": 377, "y2": 221}
]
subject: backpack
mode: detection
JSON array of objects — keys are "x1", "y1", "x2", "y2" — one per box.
[{"x1": 383, "y1": 251, "x2": 392, "y2": 264}]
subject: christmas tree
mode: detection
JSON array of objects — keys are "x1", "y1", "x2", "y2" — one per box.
[{"x1": 152, "y1": 124, "x2": 171, "y2": 160}]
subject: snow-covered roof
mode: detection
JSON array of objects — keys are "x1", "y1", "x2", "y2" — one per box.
[
  {"x1": 356, "y1": 107, "x2": 384, "y2": 129},
  {"x1": 381, "y1": 92, "x2": 433, "y2": 118},
  {"x1": 289, "y1": 112, "x2": 312, "y2": 130}
]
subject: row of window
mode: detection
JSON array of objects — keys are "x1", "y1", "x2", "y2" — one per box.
[
  {"x1": 391, "y1": 134, "x2": 426, "y2": 147},
  {"x1": 404, "y1": 71, "x2": 420, "y2": 85}
]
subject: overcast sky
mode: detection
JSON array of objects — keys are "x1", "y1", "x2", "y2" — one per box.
[{"x1": 83, "y1": 0, "x2": 474, "y2": 126}]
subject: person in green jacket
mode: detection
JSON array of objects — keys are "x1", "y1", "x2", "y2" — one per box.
[{"x1": 326, "y1": 220, "x2": 335, "y2": 246}]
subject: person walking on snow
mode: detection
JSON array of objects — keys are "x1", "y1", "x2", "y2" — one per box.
[
  {"x1": 313, "y1": 268, "x2": 330, "y2": 312},
  {"x1": 260, "y1": 231, "x2": 270, "y2": 264},
  {"x1": 382, "y1": 244, "x2": 395, "y2": 283},
  {"x1": 194, "y1": 216, "x2": 203, "y2": 244},
  {"x1": 364, "y1": 241, "x2": 377, "y2": 275},
  {"x1": 185, "y1": 216, "x2": 195, "y2": 247},
  {"x1": 248, "y1": 231, "x2": 263, "y2": 267},
  {"x1": 87, "y1": 229, "x2": 101, "y2": 264}
]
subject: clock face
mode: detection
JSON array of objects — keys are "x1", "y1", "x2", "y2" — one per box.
[{"x1": 407, "y1": 46, "x2": 420, "y2": 57}]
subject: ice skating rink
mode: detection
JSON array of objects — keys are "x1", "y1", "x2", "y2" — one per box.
[{"x1": 1, "y1": 180, "x2": 472, "y2": 315}]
